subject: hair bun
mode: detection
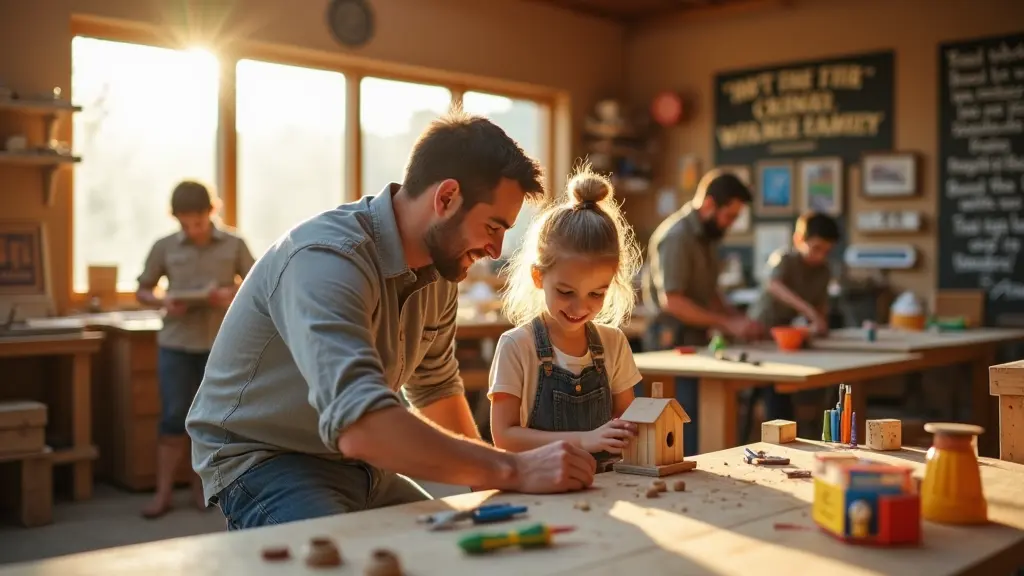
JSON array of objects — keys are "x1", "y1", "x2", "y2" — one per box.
[{"x1": 568, "y1": 171, "x2": 613, "y2": 205}]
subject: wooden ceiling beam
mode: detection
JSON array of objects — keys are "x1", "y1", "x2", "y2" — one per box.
[{"x1": 631, "y1": 0, "x2": 796, "y2": 32}]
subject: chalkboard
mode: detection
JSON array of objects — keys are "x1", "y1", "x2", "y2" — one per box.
[
  {"x1": 714, "y1": 51, "x2": 894, "y2": 165},
  {"x1": 937, "y1": 32, "x2": 1024, "y2": 327}
]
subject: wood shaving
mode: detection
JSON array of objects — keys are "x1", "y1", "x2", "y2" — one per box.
[
  {"x1": 574, "y1": 500, "x2": 591, "y2": 511},
  {"x1": 305, "y1": 537, "x2": 342, "y2": 568},
  {"x1": 672, "y1": 480, "x2": 686, "y2": 492},
  {"x1": 645, "y1": 487, "x2": 660, "y2": 498},
  {"x1": 650, "y1": 480, "x2": 667, "y2": 492}
]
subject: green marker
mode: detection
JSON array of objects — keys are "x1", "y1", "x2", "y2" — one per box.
[{"x1": 457, "y1": 523, "x2": 575, "y2": 554}]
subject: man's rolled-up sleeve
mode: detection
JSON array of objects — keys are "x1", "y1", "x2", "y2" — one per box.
[
  {"x1": 402, "y1": 286, "x2": 464, "y2": 408},
  {"x1": 267, "y1": 245, "x2": 402, "y2": 452}
]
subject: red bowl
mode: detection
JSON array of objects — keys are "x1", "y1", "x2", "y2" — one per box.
[{"x1": 771, "y1": 327, "x2": 808, "y2": 351}]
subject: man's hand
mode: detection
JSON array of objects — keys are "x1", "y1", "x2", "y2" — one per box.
[
  {"x1": 506, "y1": 441, "x2": 596, "y2": 493},
  {"x1": 164, "y1": 297, "x2": 188, "y2": 316},
  {"x1": 580, "y1": 419, "x2": 636, "y2": 454},
  {"x1": 207, "y1": 287, "x2": 235, "y2": 308},
  {"x1": 722, "y1": 316, "x2": 755, "y2": 339},
  {"x1": 810, "y1": 313, "x2": 830, "y2": 336}
]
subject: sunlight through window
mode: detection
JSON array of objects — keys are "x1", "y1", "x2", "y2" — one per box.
[
  {"x1": 236, "y1": 59, "x2": 346, "y2": 257},
  {"x1": 463, "y1": 91, "x2": 545, "y2": 258},
  {"x1": 71, "y1": 36, "x2": 220, "y2": 293},
  {"x1": 360, "y1": 77, "x2": 452, "y2": 197}
]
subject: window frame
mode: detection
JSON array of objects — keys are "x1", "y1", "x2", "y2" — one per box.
[{"x1": 67, "y1": 16, "x2": 563, "y2": 306}]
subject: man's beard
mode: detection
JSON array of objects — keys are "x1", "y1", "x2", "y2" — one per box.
[
  {"x1": 423, "y1": 211, "x2": 484, "y2": 282},
  {"x1": 702, "y1": 215, "x2": 726, "y2": 241}
]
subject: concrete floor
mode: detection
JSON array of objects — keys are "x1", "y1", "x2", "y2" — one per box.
[{"x1": 0, "y1": 479, "x2": 465, "y2": 567}]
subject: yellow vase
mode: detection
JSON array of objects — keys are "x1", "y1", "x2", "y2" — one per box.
[{"x1": 921, "y1": 423, "x2": 987, "y2": 525}]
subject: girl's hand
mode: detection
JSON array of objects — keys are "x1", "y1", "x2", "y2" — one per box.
[{"x1": 581, "y1": 419, "x2": 637, "y2": 454}]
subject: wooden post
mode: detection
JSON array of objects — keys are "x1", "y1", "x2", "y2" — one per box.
[
  {"x1": 989, "y1": 360, "x2": 1024, "y2": 464},
  {"x1": 651, "y1": 381, "x2": 663, "y2": 399}
]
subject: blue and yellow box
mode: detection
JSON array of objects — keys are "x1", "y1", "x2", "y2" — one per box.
[{"x1": 812, "y1": 453, "x2": 921, "y2": 546}]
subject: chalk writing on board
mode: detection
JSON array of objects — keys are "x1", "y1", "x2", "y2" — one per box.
[
  {"x1": 938, "y1": 33, "x2": 1024, "y2": 322},
  {"x1": 714, "y1": 51, "x2": 892, "y2": 163}
]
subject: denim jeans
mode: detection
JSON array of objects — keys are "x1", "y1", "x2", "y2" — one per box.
[
  {"x1": 215, "y1": 453, "x2": 431, "y2": 530},
  {"x1": 157, "y1": 347, "x2": 209, "y2": 436}
]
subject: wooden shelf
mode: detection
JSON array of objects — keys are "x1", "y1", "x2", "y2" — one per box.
[
  {"x1": 0, "y1": 99, "x2": 82, "y2": 114},
  {"x1": 0, "y1": 151, "x2": 81, "y2": 206},
  {"x1": 0, "y1": 98, "x2": 82, "y2": 207}
]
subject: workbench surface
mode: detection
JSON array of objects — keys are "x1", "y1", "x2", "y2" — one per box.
[{"x1": 2, "y1": 441, "x2": 1021, "y2": 575}]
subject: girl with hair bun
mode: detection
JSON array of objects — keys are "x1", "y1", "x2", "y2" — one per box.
[{"x1": 488, "y1": 165, "x2": 644, "y2": 468}]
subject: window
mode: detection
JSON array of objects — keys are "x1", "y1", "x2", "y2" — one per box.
[
  {"x1": 462, "y1": 91, "x2": 545, "y2": 258},
  {"x1": 71, "y1": 37, "x2": 220, "y2": 293},
  {"x1": 236, "y1": 59, "x2": 346, "y2": 257},
  {"x1": 359, "y1": 77, "x2": 451, "y2": 197}
]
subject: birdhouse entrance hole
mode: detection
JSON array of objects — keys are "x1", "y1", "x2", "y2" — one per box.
[{"x1": 666, "y1": 431, "x2": 675, "y2": 447}]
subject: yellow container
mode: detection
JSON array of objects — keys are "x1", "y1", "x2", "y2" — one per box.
[
  {"x1": 921, "y1": 423, "x2": 987, "y2": 525},
  {"x1": 891, "y1": 313, "x2": 925, "y2": 331}
]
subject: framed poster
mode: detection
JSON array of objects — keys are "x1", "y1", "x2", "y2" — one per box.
[
  {"x1": 754, "y1": 223, "x2": 793, "y2": 282},
  {"x1": 0, "y1": 221, "x2": 53, "y2": 319},
  {"x1": 862, "y1": 152, "x2": 918, "y2": 197},
  {"x1": 799, "y1": 157, "x2": 843, "y2": 215},
  {"x1": 756, "y1": 160, "x2": 795, "y2": 216}
]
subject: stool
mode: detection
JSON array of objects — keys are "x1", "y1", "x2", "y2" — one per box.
[{"x1": 0, "y1": 447, "x2": 54, "y2": 527}]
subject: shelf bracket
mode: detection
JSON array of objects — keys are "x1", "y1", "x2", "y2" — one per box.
[{"x1": 42, "y1": 165, "x2": 58, "y2": 207}]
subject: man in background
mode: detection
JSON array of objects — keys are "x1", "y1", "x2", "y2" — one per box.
[
  {"x1": 641, "y1": 170, "x2": 762, "y2": 455},
  {"x1": 136, "y1": 181, "x2": 255, "y2": 518}
]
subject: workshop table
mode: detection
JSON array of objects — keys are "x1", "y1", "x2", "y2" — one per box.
[
  {"x1": 632, "y1": 345, "x2": 924, "y2": 453},
  {"x1": 810, "y1": 327, "x2": 1024, "y2": 456},
  {"x1": 0, "y1": 331, "x2": 104, "y2": 501},
  {"x1": 1, "y1": 440, "x2": 1021, "y2": 575}
]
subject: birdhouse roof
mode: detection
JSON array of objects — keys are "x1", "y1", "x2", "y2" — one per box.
[{"x1": 619, "y1": 397, "x2": 690, "y2": 425}]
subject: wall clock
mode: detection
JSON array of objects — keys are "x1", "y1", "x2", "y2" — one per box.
[
  {"x1": 651, "y1": 91, "x2": 684, "y2": 126},
  {"x1": 326, "y1": 0, "x2": 375, "y2": 48}
]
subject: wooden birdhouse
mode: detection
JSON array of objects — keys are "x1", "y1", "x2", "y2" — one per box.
[{"x1": 613, "y1": 382, "x2": 696, "y2": 477}]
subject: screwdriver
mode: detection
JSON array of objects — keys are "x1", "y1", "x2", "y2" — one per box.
[{"x1": 457, "y1": 523, "x2": 575, "y2": 554}]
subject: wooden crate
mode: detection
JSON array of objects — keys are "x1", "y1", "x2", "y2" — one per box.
[{"x1": 0, "y1": 400, "x2": 47, "y2": 456}]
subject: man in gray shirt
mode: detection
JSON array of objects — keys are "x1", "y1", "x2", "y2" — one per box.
[
  {"x1": 186, "y1": 111, "x2": 597, "y2": 530},
  {"x1": 641, "y1": 169, "x2": 762, "y2": 454}
]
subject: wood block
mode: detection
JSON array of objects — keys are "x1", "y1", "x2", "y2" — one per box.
[
  {"x1": 761, "y1": 419, "x2": 797, "y2": 444},
  {"x1": 613, "y1": 460, "x2": 697, "y2": 477},
  {"x1": 866, "y1": 419, "x2": 902, "y2": 450}
]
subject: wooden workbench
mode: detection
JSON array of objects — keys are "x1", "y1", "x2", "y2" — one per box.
[
  {"x1": 0, "y1": 331, "x2": 104, "y2": 500},
  {"x1": 990, "y1": 359, "x2": 1024, "y2": 464},
  {"x1": 632, "y1": 345, "x2": 924, "y2": 454},
  {"x1": 1, "y1": 440, "x2": 1021, "y2": 575},
  {"x1": 811, "y1": 327, "x2": 1024, "y2": 456}
]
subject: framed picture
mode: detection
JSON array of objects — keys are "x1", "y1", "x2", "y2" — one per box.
[
  {"x1": 679, "y1": 155, "x2": 702, "y2": 193},
  {"x1": 0, "y1": 221, "x2": 54, "y2": 320},
  {"x1": 0, "y1": 221, "x2": 49, "y2": 296},
  {"x1": 862, "y1": 152, "x2": 918, "y2": 197},
  {"x1": 754, "y1": 223, "x2": 793, "y2": 281},
  {"x1": 756, "y1": 160, "x2": 795, "y2": 216},
  {"x1": 799, "y1": 157, "x2": 843, "y2": 215}
]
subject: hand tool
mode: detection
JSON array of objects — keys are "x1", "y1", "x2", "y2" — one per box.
[
  {"x1": 417, "y1": 503, "x2": 527, "y2": 531},
  {"x1": 744, "y1": 447, "x2": 790, "y2": 465}
]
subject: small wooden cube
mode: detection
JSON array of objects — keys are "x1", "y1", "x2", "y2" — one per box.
[
  {"x1": 761, "y1": 419, "x2": 797, "y2": 444},
  {"x1": 866, "y1": 419, "x2": 902, "y2": 451}
]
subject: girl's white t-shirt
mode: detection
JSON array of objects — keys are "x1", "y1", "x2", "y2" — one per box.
[{"x1": 487, "y1": 322, "x2": 643, "y2": 427}]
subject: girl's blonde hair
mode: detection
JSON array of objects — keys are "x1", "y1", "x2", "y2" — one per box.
[{"x1": 500, "y1": 164, "x2": 642, "y2": 327}]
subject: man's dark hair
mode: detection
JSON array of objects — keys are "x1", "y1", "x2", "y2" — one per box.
[
  {"x1": 403, "y1": 107, "x2": 546, "y2": 209},
  {"x1": 170, "y1": 180, "x2": 214, "y2": 215},
  {"x1": 693, "y1": 169, "x2": 753, "y2": 208},
  {"x1": 796, "y1": 210, "x2": 841, "y2": 242}
]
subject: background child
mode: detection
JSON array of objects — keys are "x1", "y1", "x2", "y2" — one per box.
[
  {"x1": 747, "y1": 210, "x2": 839, "y2": 421},
  {"x1": 135, "y1": 181, "x2": 255, "y2": 519},
  {"x1": 488, "y1": 167, "x2": 643, "y2": 466}
]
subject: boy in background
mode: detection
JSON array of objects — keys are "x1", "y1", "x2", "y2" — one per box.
[
  {"x1": 136, "y1": 180, "x2": 256, "y2": 519},
  {"x1": 748, "y1": 210, "x2": 839, "y2": 420}
]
